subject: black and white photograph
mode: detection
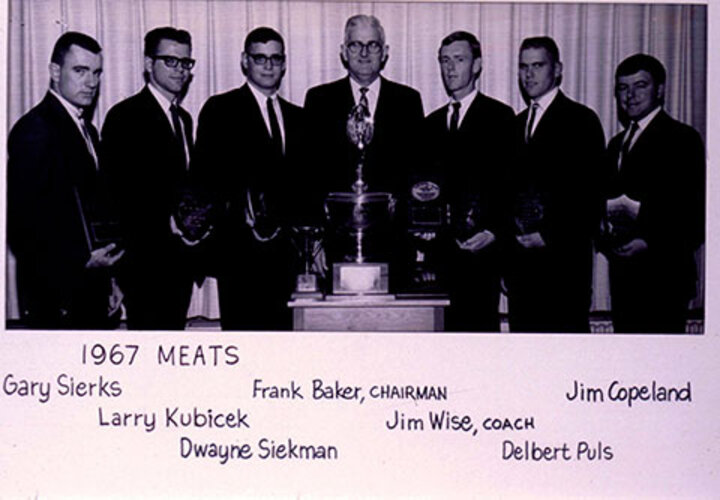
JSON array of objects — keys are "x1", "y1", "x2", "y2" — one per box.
[
  {"x1": 3, "y1": 0, "x2": 707, "y2": 333},
  {"x1": 1, "y1": 0, "x2": 717, "y2": 497}
]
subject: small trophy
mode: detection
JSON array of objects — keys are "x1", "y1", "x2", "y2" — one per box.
[{"x1": 291, "y1": 225, "x2": 324, "y2": 299}]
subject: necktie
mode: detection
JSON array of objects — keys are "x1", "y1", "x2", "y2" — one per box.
[
  {"x1": 525, "y1": 102, "x2": 539, "y2": 143},
  {"x1": 79, "y1": 115, "x2": 98, "y2": 170},
  {"x1": 449, "y1": 101, "x2": 461, "y2": 132},
  {"x1": 618, "y1": 121, "x2": 639, "y2": 170},
  {"x1": 267, "y1": 97, "x2": 283, "y2": 156},
  {"x1": 359, "y1": 87, "x2": 370, "y2": 117},
  {"x1": 170, "y1": 103, "x2": 188, "y2": 168}
]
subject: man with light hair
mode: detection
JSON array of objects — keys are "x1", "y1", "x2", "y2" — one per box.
[{"x1": 304, "y1": 14, "x2": 424, "y2": 200}]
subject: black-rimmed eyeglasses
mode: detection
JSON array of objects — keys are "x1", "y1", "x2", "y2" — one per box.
[
  {"x1": 247, "y1": 53, "x2": 286, "y2": 66},
  {"x1": 153, "y1": 55, "x2": 196, "y2": 70},
  {"x1": 346, "y1": 41, "x2": 383, "y2": 55}
]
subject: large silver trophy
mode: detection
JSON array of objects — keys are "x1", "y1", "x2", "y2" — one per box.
[{"x1": 324, "y1": 103, "x2": 394, "y2": 296}]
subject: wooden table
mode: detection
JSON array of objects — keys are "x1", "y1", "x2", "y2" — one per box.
[{"x1": 288, "y1": 296, "x2": 450, "y2": 331}]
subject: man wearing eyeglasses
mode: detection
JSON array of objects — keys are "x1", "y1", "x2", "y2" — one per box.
[
  {"x1": 101, "y1": 27, "x2": 196, "y2": 330},
  {"x1": 192, "y1": 27, "x2": 306, "y2": 330},
  {"x1": 304, "y1": 14, "x2": 424, "y2": 201}
]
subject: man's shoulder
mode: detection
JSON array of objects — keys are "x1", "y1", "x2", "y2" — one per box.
[
  {"x1": 9, "y1": 94, "x2": 59, "y2": 144},
  {"x1": 305, "y1": 78, "x2": 347, "y2": 99},
  {"x1": 649, "y1": 111, "x2": 703, "y2": 146},
  {"x1": 553, "y1": 91, "x2": 600, "y2": 121},
  {"x1": 426, "y1": 103, "x2": 448, "y2": 122},
  {"x1": 472, "y1": 92, "x2": 515, "y2": 118},
  {"x1": 381, "y1": 77, "x2": 421, "y2": 100},
  {"x1": 105, "y1": 88, "x2": 155, "y2": 119},
  {"x1": 201, "y1": 86, "x2": 249, "y2": 111}
]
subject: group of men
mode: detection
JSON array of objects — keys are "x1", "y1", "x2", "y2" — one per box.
[{"x1": 7, "y1": 14, "x2": 704, "y2": 333}]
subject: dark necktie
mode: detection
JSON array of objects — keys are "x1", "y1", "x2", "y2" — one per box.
[
  {"x1": 79, "y1": 116, "x2": 98, "y2": 169},
  {"x1": 449, "y1": 101, "x2": 461, "y2": 132},
  {"x1": 359, "y1": 87, "x2": 370, "y2": 117},
  {"x1": 619, "y1": 121, "x2": 639, "y2": 170},
  {"x1": 525, "y1": 102, "x2": 539, "y2": 143},
  {"x1": 170, "y1": 103, "x2": 187, "y2": 168},
  {"x1": 267, "y1": 97, "x2": 283, "y2": 157}
]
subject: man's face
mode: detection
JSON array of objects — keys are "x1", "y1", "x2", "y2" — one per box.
[
  {"x1": 439, "y1": 40, "x2": 481, "y2": 100},
  {"x1": 242, "y1": 40, "x2": 286, "y2": 95},
  {"x1": 50, "y1": 44, "x2": 103, "y2": 109},
  {"x1": 615, "y1": 70, "x2": 664, "y2": 121},
  {"x1": 145, "y1": 39, "x2": 192, "y2": 100},
  {"x1": 518, "y1": 47, "x2": 561, "y2": 100},
  {"x1": 342, "y1": 23, "x2": 387, "y2": 85}
]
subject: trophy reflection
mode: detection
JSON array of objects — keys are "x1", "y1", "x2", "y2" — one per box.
[{"x1": 324, "y1": 103, "x2": 394, "y2": 296}]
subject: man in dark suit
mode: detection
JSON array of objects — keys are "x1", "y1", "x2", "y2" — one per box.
[
  {"x1": 303, "y1": 14, "x2": 424, "y2": 199},
  {"x1": 600, "y1": 54, "x2": 704, "y2": 333},
  {"x1": 101, "y1": 27, "x2": 197, "y2": 330},
  {"x1": 422, "y1": 31, "x2": 515, "y2": 331},
  {"x1": 7, "y1": 32, "x2": 123, "y2": 329},
  {"x1": 192, "y1": 27, "x2": 305, "y2": 330},
  {"x1": 505, "y1": 36, "x2": 605, "y2": 333}
]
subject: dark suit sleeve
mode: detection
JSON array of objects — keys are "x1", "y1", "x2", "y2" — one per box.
[
  {"x1": 636, "y1": 124, "x2": 705, "y2": 254},
  {"x1": 544, "y1": 106, "x2": 606, "y2": 250},
  {"x1": 8, "y1": 115, "x2": 92, "y2": 311}
]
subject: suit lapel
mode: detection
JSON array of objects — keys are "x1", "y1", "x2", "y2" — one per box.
[{"x1": 44, "y1": 93, "x2": 96, "y2": 177}]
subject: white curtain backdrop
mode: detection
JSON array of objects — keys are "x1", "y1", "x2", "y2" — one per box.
[{"x1": 5, "y1": 0, "x2": 707, "y2": 320}]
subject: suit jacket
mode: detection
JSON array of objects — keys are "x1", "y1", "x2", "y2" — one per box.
[
  {"x1": 7, "y1": 92, "x2": 109, "y2": 326},
  {"x1": 304, "y1": 76, "x2": 424, "y2": 200},
  {"x1": 423, "y1": 92, "x2": 515, "y2": 239},
  {"x1": 603, "y1": 110, "x2": 705, "y2": 295},
  {"x1": 191, "y1": 84, "x2": 307, "y2": 272},
  {"x1": 101, "y1": 85, "x2": 193, "y2": 264},
  {"x1": 511, "y1": 90, "x2": 606, "y2": 263}
]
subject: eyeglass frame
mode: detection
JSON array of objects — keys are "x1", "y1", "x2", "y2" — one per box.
[
  {"x1": 246, "y1": 53, "x2": 286, "y2": 67},
  {"x1": 345, "y1": 40, "x2": 383, "y2": 55},
  {"x1": 152, "y1": 55, "x2": 196, "y2": 70}
]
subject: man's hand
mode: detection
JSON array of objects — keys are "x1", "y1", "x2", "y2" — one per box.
[
  {"x1": 86, "y1": 243, "x2": 124, "y2": 269},
  {"x1": 613, "y1": 238, "x2": 648, "y2": 257},
  {"x1": 457, "y1": 230, "x2": 496, "y2": 253},
  {"x1": 516, "y1": 231, "x2": 546, "y2": 249}
]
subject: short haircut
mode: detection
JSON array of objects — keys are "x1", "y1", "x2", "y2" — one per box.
[
  {"x1": 439, "y1": 31, "x2": 482, "y2": 59},
  {"x1": 615, "y1": 53, "x2": 666, "y2": 86},
  {"x1": 244, "y1": 27, "x2": 285, "y2": 53},
  {"x1": 144, "y1": 27, "x2": 192, "y2": 57},
  {"x1": 50, "y1": 31, "x2": 101, "y2": 65},
  {"x1": 519, "y1": 36, "x2": 560, "y2": 64},
  {"x1": 344, "y1": 14, "x2": 385, "y2": 46}
]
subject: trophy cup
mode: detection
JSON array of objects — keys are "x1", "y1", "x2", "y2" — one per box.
[
  {"x1": 324, "y1": 103, "x2": 394, "y2": 296},
  {"x1": 290, "y1": 225, "x2": 324, "y2": 299}
]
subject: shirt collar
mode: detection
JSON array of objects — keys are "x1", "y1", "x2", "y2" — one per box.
[
  {"x1": 448, "y1": 88, "x2": 477, "y2": 109},
  {"x1": 248, "y1": 81, "x2": 279, "y2": 108},
  {"x1": 147, "y1": 82, "x2": 176, "y2": 111},
  {"x1": 49, "y1": 88, "x2": 86, "y2": 121},
  {"x1": 531, "y1": 85, "x2": 560, "y2": 111},
  {"x1": 349, "y1": 76, "x2": 381, "y2": 99},
  {"x1": 635, "y1": 105, "x2": 662, "y2": 132}
]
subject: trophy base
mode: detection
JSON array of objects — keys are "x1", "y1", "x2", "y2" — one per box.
[
  {"x1": 332, "y1": 262, "x2": 389, "y2": 295},
  {"x1": 292, "y1": 274, "x2": 323, "y2": 300}
]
